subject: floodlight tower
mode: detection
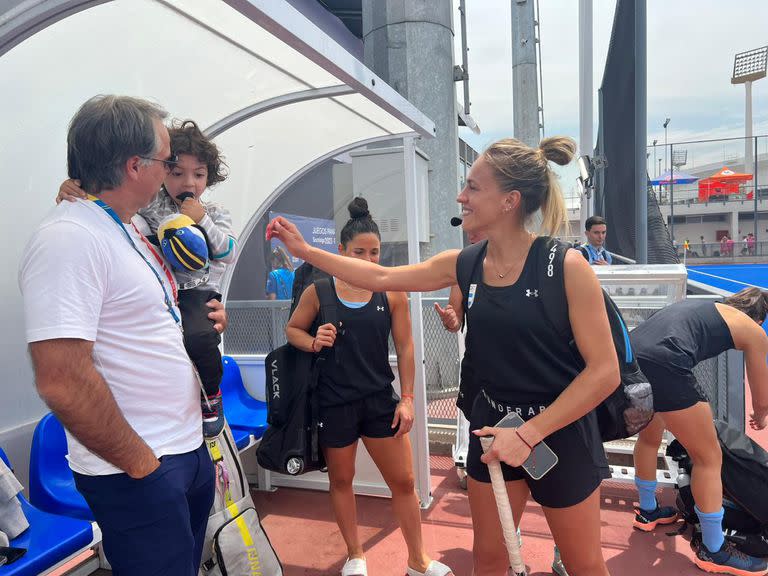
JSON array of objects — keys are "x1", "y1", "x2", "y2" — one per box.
[
  {"x1": 672, "y1": 149, "x2": 687, "y2": 168},
  {"x1": 732, "y1": 46, "x2": 768, "y2": 172}
]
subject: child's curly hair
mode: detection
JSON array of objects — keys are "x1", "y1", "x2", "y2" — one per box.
[{"x1": 169, "y1": 120, "x2": 228, "y2": 188}]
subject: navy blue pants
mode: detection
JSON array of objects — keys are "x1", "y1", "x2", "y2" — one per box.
[{"x1": 74, "y1": 443, "x2": 214, "y2": 575}]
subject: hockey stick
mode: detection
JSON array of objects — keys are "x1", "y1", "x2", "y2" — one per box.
[{"x1": 479, "y1": 436, "x2": 526, "y2": 576}]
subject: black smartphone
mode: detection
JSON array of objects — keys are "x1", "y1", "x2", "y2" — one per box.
[
  {"x1": 0, "y1": 546, "x2": 27, "y2": 565},
  {"x1": 493, "y1": 411, "x2": 558, "y2": 480}
]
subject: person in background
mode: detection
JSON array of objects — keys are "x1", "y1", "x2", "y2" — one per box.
[
  {"x1": 266, "y1": 245, "x2": 295, "y2": 300},
  {"x1": 631, "y1": 288, "x2": 768, "y2": 575},
  {"x1": 286, "y1": 198, "x2": 453, "y2": 576},
  {"x1": 579, "y1": 215, "x2": 612, "y2": 265},
  {"x1": 700, "y1": 235, "x2": 707, "y2": 257}
]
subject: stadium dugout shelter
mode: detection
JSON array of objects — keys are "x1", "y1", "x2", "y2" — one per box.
[{"x1": 0, "y1": 0, "x2": 437, "y2": 539}]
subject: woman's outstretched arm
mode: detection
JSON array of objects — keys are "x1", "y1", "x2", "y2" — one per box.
[{"x1": 267, "y1": 216, "x2": 458, "y2": 292}]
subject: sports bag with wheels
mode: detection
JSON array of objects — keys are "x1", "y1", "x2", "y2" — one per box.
[
  {"x1": 257, "y1": 277, "x2": 337, "y2": 476},
  {"x1": 200, "y1": 423, "x2": 283, "y2": 575}
]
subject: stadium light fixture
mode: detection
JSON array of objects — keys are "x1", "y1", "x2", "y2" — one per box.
[{"x1": 732, "y1": 46, "x2": 767, "y2": 172}]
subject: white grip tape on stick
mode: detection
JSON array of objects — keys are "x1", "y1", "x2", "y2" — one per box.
[{"x1": 479, "y1": 436, "x2": 526, "y2": 576}]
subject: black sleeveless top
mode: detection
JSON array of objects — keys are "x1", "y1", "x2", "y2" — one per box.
[
  {"x1": 465, "y1": 242, "x2": 582, "y2": 404},
  {"x1": 630, "y1": 300, "x2": 734, "y2": 370},
  {"x1": 317, "y1": 281, "x2": 395, "y2": 407}
]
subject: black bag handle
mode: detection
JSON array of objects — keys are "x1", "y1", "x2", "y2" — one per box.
[{"x1": 308, "y1": 276, "x2": 337, "y2": 463}]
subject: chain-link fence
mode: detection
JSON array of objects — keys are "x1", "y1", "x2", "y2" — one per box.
[{"x1": 646, "y1": 134, "x2": 768, "y2": 263}]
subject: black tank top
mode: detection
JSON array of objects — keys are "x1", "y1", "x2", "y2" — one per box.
[
  {"x1": 630, "y1": 300, "x2": 734, "y2": 370},
  {"x1": 465, "y1": 243, "x2": 582, "y2": 404},
  {"x1": 317, "y1": 281, "x2": 395, "y2": 407}
]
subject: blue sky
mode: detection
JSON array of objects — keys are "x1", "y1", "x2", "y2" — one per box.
[{"x1": 455, "y1": 0, "x2": 768, "y2": 161}]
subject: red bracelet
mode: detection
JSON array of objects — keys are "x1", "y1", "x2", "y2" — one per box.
[
  {"x1": 515, "y1": 428, "x2": 534, "y2": 451},
  {"x1": 311, "y1": 338, "x2": 318, "y2": 353},
  {"x1": 401, "y1": 394, "x2": 414, "y2": 400}
]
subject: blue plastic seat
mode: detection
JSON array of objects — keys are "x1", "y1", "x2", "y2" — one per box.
[
  {"x1": 221, "y1": 356, "x2": 268, "y2": 440},
  {"x1": 0, "y1": 448, "x2": 95, "y2": 576},
  {"x1": 29, "y1": 413, "x2": 93, "y2": 521}
]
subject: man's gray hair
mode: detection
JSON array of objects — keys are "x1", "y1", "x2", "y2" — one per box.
[{"x1": 67, "y1": 95, "x2": 168, "y2": 194}]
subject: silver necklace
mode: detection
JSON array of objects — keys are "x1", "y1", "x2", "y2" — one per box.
[{"x1": 336, "y1": 278, "x2": 369, "y2": 294}]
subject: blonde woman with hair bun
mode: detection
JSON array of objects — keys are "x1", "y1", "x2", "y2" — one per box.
[{"x1": 268, "y1": 136, "x2": 618, "y2": 575}]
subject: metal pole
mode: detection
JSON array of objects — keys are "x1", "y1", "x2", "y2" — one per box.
[
  {"x1": 578, "y1": 0, "x2": 593, "y2": 236},
  {"x1": 746, "y1": 81, "x2": 753, "y2": 172},
  {"x1": 510, "y1": 0, "x2": 540, "y2": 147},
  {"x1": 403, "y1": 135, "x2": 432, "y2": 509},
  {"x1": 755, "y1": 136, "x2": 759, "y2": 246},
  {"x1": 670, "y1": 144, "x2": 675, "y2": 245},
  {"x1": 634, "y1": 0, "x2": 647, "y2": 263},
  {"x1": 459, "y1": 0, "x2": 470, "y2": 116}
]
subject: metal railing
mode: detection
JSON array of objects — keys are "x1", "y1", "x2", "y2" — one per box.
[{"x1": 679, "y1": 240, "x2": 766, "y2": 259}]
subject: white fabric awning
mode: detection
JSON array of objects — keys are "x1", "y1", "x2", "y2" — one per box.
[
  {"x1": 0, "y1": 0, "x2": 434, "y2": 437},
  {"x1": 0, "y1": 0, "x2": 435, "y2": 234}
]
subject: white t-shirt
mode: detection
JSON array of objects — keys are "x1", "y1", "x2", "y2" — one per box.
[{"x1": 20, "y1": 199, "x2": 202, "y2": 475}]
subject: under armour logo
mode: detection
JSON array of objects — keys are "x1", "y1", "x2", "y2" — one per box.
[
  {"x1": 318, "y1": 422, "x2": 324, "y2": 428},
  {"x1": 525, "y1": 289, "x2": 539, "y2": 298},
  {"x1": 377, "y1": 306, "x2": 385, "y2": 311}
]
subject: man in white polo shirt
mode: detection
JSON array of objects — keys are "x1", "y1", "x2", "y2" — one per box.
[{"x1": 20, "y1": 95, "x2": 226, "y2": 575}]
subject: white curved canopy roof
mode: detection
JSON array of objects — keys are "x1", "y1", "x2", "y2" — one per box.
[{"x1": 0, "y1": 0, "x2": 434, "y2": 429}]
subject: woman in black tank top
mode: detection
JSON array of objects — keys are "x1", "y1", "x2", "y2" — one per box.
[
  {"x1": 272, "y1": 138, "x2": 620, "y2": 576},
  {"x1": 628, "y1": 288, "x2": 768, "y2": 572},
  {"x1": 286, "y1": 199, "x2": 453, "y2": 576}
]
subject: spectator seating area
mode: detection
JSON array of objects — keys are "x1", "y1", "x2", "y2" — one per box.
[{"x1": 0, "y1": 357, "x2": 265, "y2": 575}]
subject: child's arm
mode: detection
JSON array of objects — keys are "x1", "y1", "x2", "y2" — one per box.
[{"x1": 199, "y1": 204, "x2": 238, "y2": 264}]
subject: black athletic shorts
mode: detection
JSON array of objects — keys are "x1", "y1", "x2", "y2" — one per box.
[
  {"x1": 318, "y1": 387, "x2": 400, "y2": 448},
  {"x1": 466, "y1": 392, "x2": 610, "y2": 509},
  {"x1": 637, "y1": 356, "x2": 708, "y2": 412}
]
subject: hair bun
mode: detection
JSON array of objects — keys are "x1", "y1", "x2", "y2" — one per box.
[
  {"x1": 347, "y1": 196, "x2": 371, "y2": 220},
  {"x1": 539, "y1": 136, "x2": 577, "y2": 167}
]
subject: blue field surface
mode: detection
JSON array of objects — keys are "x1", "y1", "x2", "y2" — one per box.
[{"x1": 687, "y1": 264, "x2": 768, "y2": 293}]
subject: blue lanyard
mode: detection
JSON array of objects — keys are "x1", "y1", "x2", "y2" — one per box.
[{"x1": 88, "y1": 196, "x2": 182, "y2": 327}]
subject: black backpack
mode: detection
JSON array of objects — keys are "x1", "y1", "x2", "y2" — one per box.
[
  {"x1": 257, "y1": 278, "x2": 337, "y2": 476},
  {"x1": 456, "y1": 236, "x2": 654, "y2": 441},
  {"x1": 669, "y1": 421, "x2": 768, "y2": 557},
  {"x1": 289, "y1": 262, "x2": 331, "y2": 317}
]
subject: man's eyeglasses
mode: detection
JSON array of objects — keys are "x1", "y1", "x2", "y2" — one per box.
[{"x1": 140, "y1": 153, "x2": 178, "y2": 171}]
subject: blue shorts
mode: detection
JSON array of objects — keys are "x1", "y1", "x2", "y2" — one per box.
[{"x1": 73, "y1": 443, "x2": 214, "y2": 575}]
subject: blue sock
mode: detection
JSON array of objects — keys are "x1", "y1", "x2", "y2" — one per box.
[
  {"x1": 695, "y1": 505, "x2": 725, "y2": 553},
  {"x1": 635, "y1": 478, "x2": 657, "y2": 511}
]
